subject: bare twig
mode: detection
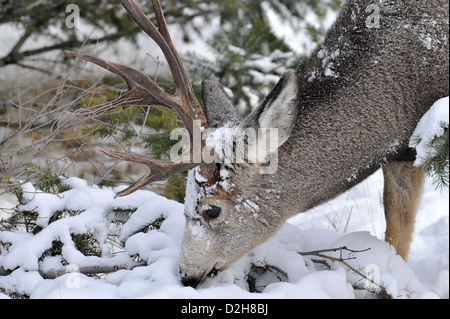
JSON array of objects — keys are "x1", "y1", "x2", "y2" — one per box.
[
  {"x1": 252, "y1": 260, "x2": 289, "y2": 282},
  {"x1": 299, "y1": 246, "x2": 390, "y2": 297},
  {"x1": 299, "y1": 246, "x2": 370, "y2": 259},
  {"x1": 96, "y1": 105, "x2": 152, "y2": 186}
]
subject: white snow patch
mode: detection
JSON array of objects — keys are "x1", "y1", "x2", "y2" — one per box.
[
  {"x1": 409, "y1": 97, "x2": 449, "y2": 167},
  {"x1": 0, "y1": 170, "x2": 447, "y2": 298}
]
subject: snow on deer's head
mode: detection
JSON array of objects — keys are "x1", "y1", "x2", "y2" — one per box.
[{"x1": 179, "y1": 72, "x2": 299, "y2": 287}]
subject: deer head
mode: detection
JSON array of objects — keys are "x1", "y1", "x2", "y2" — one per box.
[
  {"x1": 180, "y1": 71, "x2": 299, "y2": 287},
  {"x1": 70, "y1": 0, "x2": 299, "y2": 288}
]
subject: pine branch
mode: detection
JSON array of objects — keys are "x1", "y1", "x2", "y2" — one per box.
[{"x1": 411, "y1": 123, "x2": 449, "y2": 189}]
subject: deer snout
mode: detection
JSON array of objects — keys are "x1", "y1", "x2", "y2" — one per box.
[
  {"x1": 179, "y1": 267, "x2": 221, "y2": 288},
  {"x1": 178, "y1": 265, "x2": 209, "y2": 288}
]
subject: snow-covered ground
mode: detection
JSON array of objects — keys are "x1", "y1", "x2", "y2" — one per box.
[
  {"x1": 0, "y1": 166, "x2": 448, "y2": 299},
  {"x1": 1, "y1": 3, "x2": 448, "y2": 300},
  {"x1": 0, "y1": 98, "x2": 449, "y2": 299}
]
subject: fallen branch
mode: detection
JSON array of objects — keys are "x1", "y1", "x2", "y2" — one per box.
[{"x1": 0, "y1": 263, "x2": 147, "y2": 279}]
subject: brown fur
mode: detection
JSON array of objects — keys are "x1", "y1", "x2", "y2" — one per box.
[{"x1": 383, "y1": 161, "x2": 425, "y2": 260}]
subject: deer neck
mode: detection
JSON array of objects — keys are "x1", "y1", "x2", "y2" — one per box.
[{"x1": 249, "y1": 4, "x2": 446, "y2": 223}]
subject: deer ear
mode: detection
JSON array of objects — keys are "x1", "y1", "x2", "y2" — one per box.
[
  {"x1": 241, "y1": 72, "x2": 299, "y2": 148},
  {"x1": 202, "y1": 80, "x2": 241, "y2": 128}
]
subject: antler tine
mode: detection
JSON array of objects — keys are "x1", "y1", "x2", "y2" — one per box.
[
  {"x1": 98, "y1": 147, "x2": 198, "y2": 197},
  {"x1": 67, "y1": 0, "x2": 207, "y2": 196},
  {"x1": 119, "y1": 0, "x2": 205, "y2": 128},
  {"x1": 119, "y1": 1, "x2": 189, "y2": 90},
  {"x1": 66, "y1": 50, "x2": 174, "y2": 117},
  {"x1": 150, "y1": 0, "x2": 194, "y2": 94}
]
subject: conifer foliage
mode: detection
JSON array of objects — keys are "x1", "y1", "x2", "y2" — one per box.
[{"x1": 409, "y1": 97, "x2": 449, "y2": 189}]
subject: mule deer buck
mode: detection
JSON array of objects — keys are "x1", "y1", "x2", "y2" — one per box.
[{"x1": 70, "y1": 0, "x2": 449, "y2": 288}]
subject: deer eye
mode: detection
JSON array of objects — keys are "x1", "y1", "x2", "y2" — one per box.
[{"x1": 203, "y1": 205, "x2": 221, "y2": 220}]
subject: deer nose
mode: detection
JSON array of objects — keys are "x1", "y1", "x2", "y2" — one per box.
[{"x1": 180, "y1": 273, "x2": 201, "y2": 288}]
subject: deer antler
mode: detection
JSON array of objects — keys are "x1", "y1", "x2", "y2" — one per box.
[{"x1": 67, "y1": 0, "x2": 206, "y2": 196}]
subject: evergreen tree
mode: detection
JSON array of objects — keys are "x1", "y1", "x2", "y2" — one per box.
[
  {"x1": 410, "y1": 111, "x2": 449, "y2": 190},
  {"x1": 0, "y1": 0, "x2": 139, "y2": 71},
  {"x1": 0, "y1": 0, "x2": 340, "y2": 72}
]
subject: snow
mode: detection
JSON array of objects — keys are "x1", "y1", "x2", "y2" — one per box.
[
  {"x1": 317, "y1": 47, "x2": 340, "y2": 78},
  {"x1": 0, "y1": 4, "x2": 448, "y2": 300},
  {"x1": 183, "y1": 169, "x2": 201, "y2": 219},
  {"x1": 409, "y1": 97, "x2": 449, "y2": 167},
  {"x1": 0, "y1": 166, "x2": 448, "y2": 299}
]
